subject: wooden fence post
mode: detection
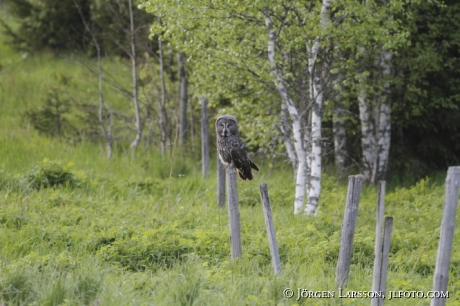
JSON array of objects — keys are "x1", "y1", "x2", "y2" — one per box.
[
  {"x1": 217, "y1": 157, "x2": 226, "y2": 207},
  {"x1": 201, "y1": 97, "x2": 209, "y2": 177},
  {"x1": 336, "y1": 174, "x2": 364, "y2": 288},
  {"x1": 371, "y1": 181, "x2": 386, "y2": 306},
  {"x1": 431, "y1": 166, "x2": 460, "y2": 306},
  {"x1": 259, "y1": 183, "x2": 282, "y2": 275},
  {"x1": 227, "y1": 168, "x2": 242, "y2": 259},
  {"x1": 378, "y1": 217, "x2": 393, "y2": 305}
]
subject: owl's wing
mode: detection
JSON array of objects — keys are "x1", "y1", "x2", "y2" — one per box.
[
  {"x1": 230, "y1": 145, "x2": 246, "y2": 172},
  {"x1": 230, "y1": 138, "x2": 257, "y2": 180},
  {"x1": 235, "y1": 138, "x2": 259, "y2": 171}
]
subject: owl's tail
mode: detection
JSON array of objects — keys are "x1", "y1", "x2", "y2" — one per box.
[
  {"x1": 237, "y1": 168, "x2": 253, "y2": 181},
  {"x1": 250, "y1": 160, "x2": 259, "y2": 172},
  {"x1": 237, "y1": 159, "x2": 259, "y2": 181}
]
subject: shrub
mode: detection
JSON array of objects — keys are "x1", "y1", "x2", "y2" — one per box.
[
  {"x1": 96, "y1": 226, "x2": 195, "y2": 272},
  {"x1": 24, "y1": 87, "x2": 75, "y2": 138},
  {"x1": 23, "y1": 159, "x2": 78, "y2": 189}
]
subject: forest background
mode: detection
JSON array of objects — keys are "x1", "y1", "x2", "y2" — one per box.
[{"x1": 0, "y1": 0, "x2": 460, "y2": 305}]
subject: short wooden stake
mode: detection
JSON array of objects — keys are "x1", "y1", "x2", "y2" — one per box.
[
  {"x1": 259, "y1": 183, "x2": 282, "y2": 275},
  {"x1": 336, "y1": 174, "x2": 364, "y2": 288},
  {"x1": 431, "y1": 166, "x2": 460, "y2": 306},
  {"x1": 227, "y1": 167, "x2": 242, "y2": 259},
  {"x1": 378, "y1": 217, "x2": 393, "y2": 304},
  {"x1": 371, "y1": 181, "x2": 386, "y2": 306}
]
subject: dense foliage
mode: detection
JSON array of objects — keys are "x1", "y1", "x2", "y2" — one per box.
[
  {"x1": 141, "y1": 0, "x2": 460, "y2": 180},
  {"x1": 2, "y1": 0, "x2": 154, "y2": 55},
  {"x1": 391, "y1": 0, "x2": 460, "y2": 174}
]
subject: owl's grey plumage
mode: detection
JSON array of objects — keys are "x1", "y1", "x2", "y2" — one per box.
[{"x1": 216, "y1": 115, "x2": 259, "y2": 181}]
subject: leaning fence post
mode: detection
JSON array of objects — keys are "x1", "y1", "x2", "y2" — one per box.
[
  {"x1": 378, "y1": 217, "x2": 393, "y2": 305},
  {"x1": 431, "y1": 166, "x2": 460, "y2": 306},
  {"x1": 371, "y1": 181, "x2": 386, "y2": 306},
  {"x1": 227, "y1": 167, "x2": 242, "y2": 259},
  {"x1": 336, "y1": 174, "x2": 364, "y2": 288},
  {"x1": 259, "y1": 183, "x2": 282, "y2": 275}
]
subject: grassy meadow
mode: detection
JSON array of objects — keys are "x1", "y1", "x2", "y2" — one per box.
[{"x1": 1, "y1": 22, "x2": 460, "y2": 306}]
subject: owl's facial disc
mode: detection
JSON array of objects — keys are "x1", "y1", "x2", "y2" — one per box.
[{"x1": 220, "y1": 122, "x2": 229, "y2": 137}]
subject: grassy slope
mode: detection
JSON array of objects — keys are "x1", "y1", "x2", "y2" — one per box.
[{"x1": 1, "y1": 21, "x2": 460, "y2": 306}]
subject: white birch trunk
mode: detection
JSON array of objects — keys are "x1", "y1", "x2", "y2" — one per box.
[
  {"x1": 76, "y1": 2, "x2": 113, "y2": 159},
  {"x1": 264, "y1": 8, "x2": 307, "y2": 214},
  {"x1": 358, "y1": 77, "x2": 375, "y2": 182},
  {"x1": 280, "y1": 102, "x2": 297, "y2": 173},
  {"x1": 306, "y1": 76, "x2": 322, "y2": 215},
  {"x1": 178, "y1": 52, "x2": 188, "y2": 146},
  {"x1": 358, "y1": 50, "x2": 392, "y2": 183},
  {"x1": 333, "y1": 101, "x2": 347, "y2": 175},
  {"x1": 305, "y1": 0, "x2": 331, "y2": 215},
  {"x1": 128, "y1": 0, "x2": 142, "y2": 154},
  {"x1": 303, "y1": 112, "x2": 312, "y2": 198},
  {"x1": 376, "y1": 50, "x2": 392, "y2": 182},
  {"x1": 96, "y1": 45, "x2": 113, "y2": 159},
  {"x1": 158, "y1": 32, "x2": 168, "y2": 156}
]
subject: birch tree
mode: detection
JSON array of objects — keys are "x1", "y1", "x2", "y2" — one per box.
[
  {"x1": 263, "y1": 8, "x2": 308, "y2": 214},
  {"x1": 358, "y1": 51, "x2": 392, "y2": 183},
  {"x1": 178, "y1": 52, "x2": 188, "y2": 146},
  {"x1": 351, "y1": 0, "x2": 400, "y2": 183},
  {"x1": 75, "y1": 1, "x2": 114, "y2": 159},
  {"x1": 142, "y1": 0, "x2": 415, "y2": 213},
  {"x1": 128, "y1": 0, "x2": 142, "y2": 153},
  {"x1": 305, "y1": 0, "x2": 332, "y2": 215},
  {"x1": 333, "y1": 100, "x2": 348, "y2": 176},
  {"x1": 158, "y1": 32, "x2": 168, "y2": 156}
]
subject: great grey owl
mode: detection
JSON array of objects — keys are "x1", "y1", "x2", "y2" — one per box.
[{"x1": 216, "y1": 115, "x2": 259, "y2": 181}]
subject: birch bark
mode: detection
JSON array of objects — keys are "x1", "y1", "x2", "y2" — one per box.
[
  {"x1": 76, "y1": 2, "x2": 113, "y2": 159},
  {"x1": 178, "y1": 52, "x2": 188, "y2": 146},
  {"x1": 264, "y1": 8, "x2": 307, "y2": 214},
  {"x1": 280, "y1": 102, "x2": 297, "y2": 174},
  {"x1": 333, "y1": 101, "x2": 347, "y2": 176},
  {"x1": 358, "y1": 73, "x2": 375, "y2": 181},
  {"x1": 128, "y1": 0, "x2": 142, "y2": 153},
  {"x1": 358, "y1": 50, "x2": 392, "y2": 183},
  {"x1": 158, "y1": 30, "x2": 168, "y2": 156},
  {"x1": 376, "y1": 50, "x2": 392, "y2": 182},
  {"x1": 305, "y1": 0, "x2": 332, "y2": 215}
]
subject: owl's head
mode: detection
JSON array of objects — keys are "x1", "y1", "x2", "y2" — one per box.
[{"x1": 216, "y1": 115, "x2": 239, "y2": 138}]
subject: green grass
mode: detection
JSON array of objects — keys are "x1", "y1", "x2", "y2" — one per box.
[
  {"x1": 1, "y1": 161, "x2": 457, "y2": 305},
  {"x1": 1, "y1": 13, "x2": 460, "y2": 306}
]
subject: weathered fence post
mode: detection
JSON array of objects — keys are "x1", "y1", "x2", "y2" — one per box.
[
  {"x1": 378, "y1": 217, "x2": 393, "y2": 304},
  {"x1": 227, "y1": 167, "x2": 242, "y2": 259},
  {"x1": 431, "y1": 166, "x2": 460, "y2": 306},
  {"x1": 371, "y1": 181, "x2": 386, "y2": 306},
  {"x1": 259, "y1": 183, "x2": 282, "y2": 275},
  {"x1": 336, "y1": 174, "x2": 364, "y2": 288},
  {"x1": 201, "y1": 97, "x2": 209, "y2": 177},
  {"x1": 217, "y1": 157, "x2": 226, "y2": 207}
]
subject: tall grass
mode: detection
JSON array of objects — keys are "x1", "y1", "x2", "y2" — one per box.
[{"x1": 1, "y1": 14, "x2": 460, "y2": 306}]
